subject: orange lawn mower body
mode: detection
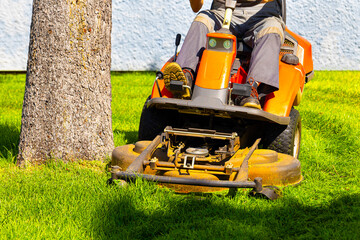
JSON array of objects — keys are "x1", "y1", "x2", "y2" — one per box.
[{"x1": 110, "y1": 0, "x2": 313, "y2": 199}]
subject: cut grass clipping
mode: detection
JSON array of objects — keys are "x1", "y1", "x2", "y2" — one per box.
[{"x1": 0, "y1": 72, "x2": 359, "y2": 239}]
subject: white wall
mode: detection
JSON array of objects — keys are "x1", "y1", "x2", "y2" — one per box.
[
  {"x1": 0, "y1": 0, "x2": 359, "y2": 71},
  {"x1": 287, "y1": 0, "x2": 360, "y2": 70},
  {"x1": 0, "y1": 0, "x2": 33, "y2": 71}
]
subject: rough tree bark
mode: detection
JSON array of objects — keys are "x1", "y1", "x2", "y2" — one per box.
[{"x1": 18, "y1": 0, "x2": 114, "y2": 165}]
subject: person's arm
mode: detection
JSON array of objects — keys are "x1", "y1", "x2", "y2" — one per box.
[{"x1": 190, "y1": 0, "x2": 204, "y2": 12}]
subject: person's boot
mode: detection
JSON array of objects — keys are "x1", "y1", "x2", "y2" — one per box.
[
  {"x1": 163, "y1": 62, "x2": 193, "y2": 99},
  {"x1": 239, "y1": 78, "x2": 261, "y2": 110}
]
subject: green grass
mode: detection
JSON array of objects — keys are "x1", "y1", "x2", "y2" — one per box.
[
  {"x1": 111, "y1": 72, "x2": 154, "y2": 146},
  {"x1": 0, "y1": 71, "x2": 359, "y2": 239}
]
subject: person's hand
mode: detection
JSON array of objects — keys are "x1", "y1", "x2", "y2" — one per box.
[{"x1": 190, "y1": 0, "x2": 204, "y2": 12}]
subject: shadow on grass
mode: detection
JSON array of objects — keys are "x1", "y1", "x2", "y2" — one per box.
[
  {"x1": 92, "y1": 191, "x2": 359, "y2": 239},
  {"x1": 113, "y1": 130, "x2": 139, "y2": 144},
  {"x1": 123, "y1": 131, "x2": 139, "y2": 143},
  {"x1": 0, "y1": 124, "x2": 20, "y2": 161}
]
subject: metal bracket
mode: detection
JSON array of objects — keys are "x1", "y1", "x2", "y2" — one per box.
[
  {"x1": 183, "y1": 155, "x2": 196, "y2": 169},
  {"x1": 225, "y1": 163, "x2": 234, "y2": 175},
  {"x1": 150, "y1": 157, "x2": 158, "y2": 170},
  {"x1": 110, "y1": 165, "x2": 122, "y2": 179}
]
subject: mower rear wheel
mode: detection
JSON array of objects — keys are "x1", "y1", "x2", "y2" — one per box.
[
  {"x1": 267, "y1": 108, "x2": 301, "y2": 158},
  {"x1": 138, "y1": 96, "x2": 175, "y2": 141}
]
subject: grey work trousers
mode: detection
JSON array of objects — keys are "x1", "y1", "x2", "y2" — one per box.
[{"x1": 176, "y1": 1, "x2": 285, "y2": 95}]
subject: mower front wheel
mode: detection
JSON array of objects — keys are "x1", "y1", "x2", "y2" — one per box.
[
  {"x1": 266, "y1": 108, "x2": 301, "y2": 158},
  {"x1": 138, "y1": 96, "x2": 176, "y2": 141}
]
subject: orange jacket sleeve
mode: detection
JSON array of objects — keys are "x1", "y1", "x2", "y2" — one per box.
[{"x1": 190, "y1": 0, "x2": 204, "y2": 12}]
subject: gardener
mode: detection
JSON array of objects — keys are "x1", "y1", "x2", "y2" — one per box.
[{"x1": 163, "y1": 0, "x2": 285, "y2": 109}]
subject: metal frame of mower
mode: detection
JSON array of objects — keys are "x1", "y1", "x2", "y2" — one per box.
[{"x1": 111, "y1": 127, "x2": 294, "y2": 200}]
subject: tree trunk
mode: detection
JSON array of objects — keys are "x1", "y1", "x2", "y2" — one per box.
[{"x1": 18, "y1": 0, "x2": 114, "y2": 165}]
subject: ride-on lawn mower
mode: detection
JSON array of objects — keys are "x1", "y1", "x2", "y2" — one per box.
[{"x1": 110, "y1": 0, "x2": 313, "y2": 200}]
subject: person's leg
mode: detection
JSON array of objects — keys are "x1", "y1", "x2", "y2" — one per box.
[
  {"x1": 247, "y1": 32, "x2": 282, "y2": 96},
  {"x1": 163, "y1": 10, "x2": 222, "y2": 98},
  {"x1": 176, "y1": 10, "x2": 224, "y2": 72},
  {"x1": 240, "y1": 16, "x2": 285, "y2": 108},
  {"x1": 176, "y1": 22, "x2": 210, "y2": 73}
]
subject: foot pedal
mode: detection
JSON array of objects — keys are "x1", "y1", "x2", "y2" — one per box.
[
  {"x1": 232, "y1": 83, "x2": 251, "y2": 97},
  {"x1": 170, "y1": 80, "x2": 185, "y2": 92}
]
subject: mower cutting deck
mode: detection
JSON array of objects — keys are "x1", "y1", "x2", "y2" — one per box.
[{"x1": 110, "y1": 127, "x2": 302, "y2": 200}]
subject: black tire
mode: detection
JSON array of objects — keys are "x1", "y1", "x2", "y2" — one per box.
[
  {"x1": 265, "y1": 108, "x2": 301, "y2": 158},
  {"x1": 138, "y1": 96, "x2": 175, "y2": 141}
]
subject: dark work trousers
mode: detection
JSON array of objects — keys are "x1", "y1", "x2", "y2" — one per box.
[{"x1": 176, "y1": 1, "x2": 285, "y2": 95}]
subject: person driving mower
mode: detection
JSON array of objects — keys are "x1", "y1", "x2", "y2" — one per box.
[{"x1": 163, "y1": 0, "x2": 285, "y2": 110}]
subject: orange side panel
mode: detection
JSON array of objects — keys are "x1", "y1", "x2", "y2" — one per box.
[
  {"x1": 263, "y1": 62, "x2": 305, "y2": 117},
  {"x1": 151, "y1": 79, "x2": 173, "y2": 98},
  {"x1": 286, "y1": 28, "x2": 313, "y2": 75},
  {"x1": 264, "y1": 28, "x2": 311, "y2": 116}
]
